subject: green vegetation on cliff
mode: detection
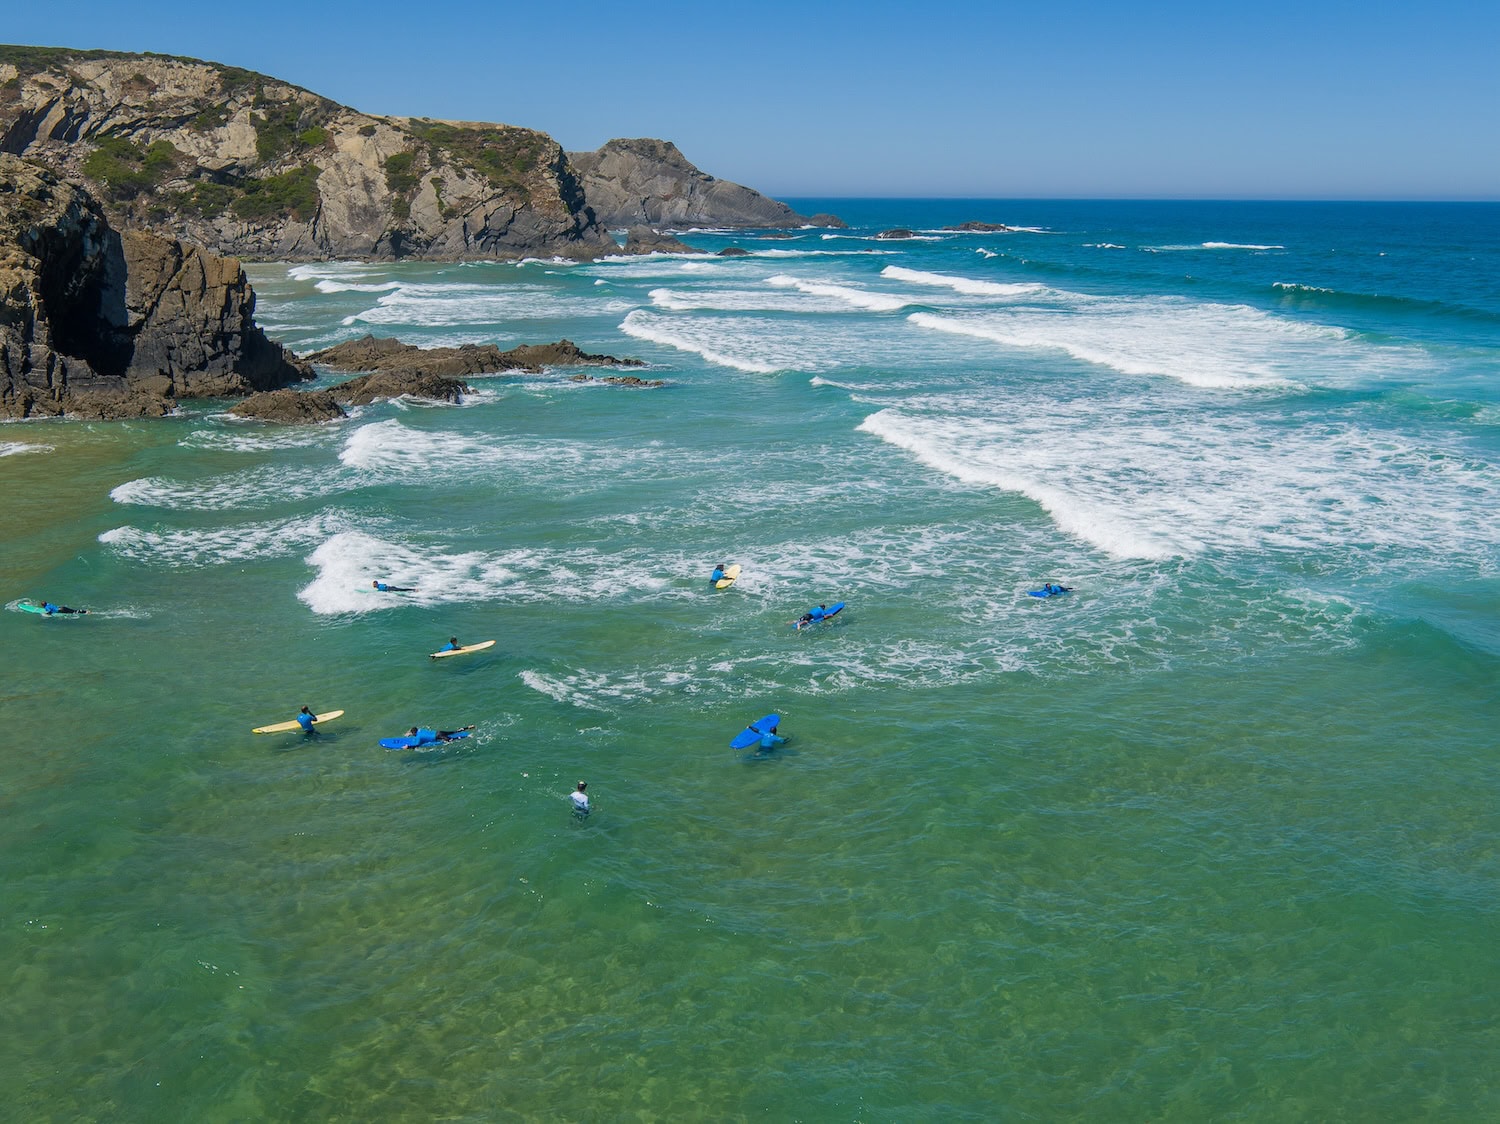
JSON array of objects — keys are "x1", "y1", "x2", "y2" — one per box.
[
  {"x1": 231, "y1": 165, "x2": 322, "y2": 222},
  {"x1": 409, "y1": 120, "x2": 550, "y2": 193},
  {"x1": 82, "y1": 135, "x2": 179, "y2": 199}
]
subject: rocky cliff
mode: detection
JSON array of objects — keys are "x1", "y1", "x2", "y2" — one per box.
[
  {"x1": 569, "y1": 138, "x2": 840, "y2": 230},
  {"x1": 0, "y1": 153, "x2": 307, "y2": 418},
  {"x1": 0, "y1": 46, "x2": 829, "y2": 261},
  {"x1": 0, "y1": 46, "x2": 614, "y2": 261}
]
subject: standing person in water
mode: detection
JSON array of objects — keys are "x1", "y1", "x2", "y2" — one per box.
[
  {"x1": 372, "y1": 580, "x2": 418, "y2": 592},
  {"x1": 758, "y1": 719, "x2": 787, "y2": 753},
  {"x1": 709, "y1": 563, "x2": 729, "y2": 586},
  {"x1": 295, "y1": 706, "x2": 319, "y2": 735},
  {"x1": 570, "y1": 781, "x2": 590, "y2": 817}
]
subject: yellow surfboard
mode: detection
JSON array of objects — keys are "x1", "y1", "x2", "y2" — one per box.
[
  {"x1": 253, "y1": 710, "x2": 345, "y2": 734},
  {"x1": 715, "y1": 564, "x2": 741, "y2": 589},
  {"x1": 430, "y1": 640, "x2": 497, "y2": 659}
]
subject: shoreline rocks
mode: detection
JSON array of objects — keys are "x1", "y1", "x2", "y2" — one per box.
[
  {"x1": 0, "y1": 154, "x2": 308, "y2": 419},
  {"x1": 304, "y1": 335, "x2": 643, "y2": 377}
]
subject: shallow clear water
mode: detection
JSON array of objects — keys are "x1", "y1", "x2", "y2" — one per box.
[{"x1": 3, "y1": 200, "x2": 1498, "y2": 1120}]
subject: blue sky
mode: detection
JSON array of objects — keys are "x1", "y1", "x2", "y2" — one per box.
[{"x1": 6, "y1": 0, "x2": 1497, "y2": 199}]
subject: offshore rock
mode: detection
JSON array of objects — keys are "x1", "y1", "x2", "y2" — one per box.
[
  {"x1": 570, "y1": 138, "x2": 841, "y2": 230},
  {"x1": 717, "y1": 246, "x2": 750, "y2": 257},
  {"x1": 305, "y1": 334, "x2": 643, "y2": 376},
  {"x1": 622, "y1": 225, "x2": 707, "y2": 256},
  {"x1": 0, "y1": 153, "x2": 307, "y2": 418},
  {"x1": 329, "y1": 370, "x2": 469, "y2": 406},
  {"x1": 567, "y1": 373, "x2": 665, "y2": 387},
  {"x1": 877, "y1": 228, "x2": 916, "y2": 240},
  {"x1": 944, "y1": 221, "x2": 1014, "y2": 232},
  {"x1": 229, "y1": 388, "x2": 346, "y2": 422}
]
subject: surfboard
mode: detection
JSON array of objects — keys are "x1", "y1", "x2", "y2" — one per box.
[
  {"x1": 714, "y1": 564, "x2": 741, "y2": 589},
  {"x1": 380, "y1": 730, "x2": 472, "y2": 750},
  {"x1": 730, "y1": 713, "x2": 781, "y2": 749},
  {"x1": 430, "y1": 640, "x2": 497, "y2": 659},
  {"x1": 794, "y1": 602, "x2": 846, "y2": 629},
  {"x1": 253, "y1": 710, "x2": 344, "y2": 734}
]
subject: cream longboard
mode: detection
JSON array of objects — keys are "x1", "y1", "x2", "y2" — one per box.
[
  {"x1": 253, "y1": 710, "x2": 344, "y2": 734},
  {"x1": 431, "y1": 640, "x2": 497, "y2": 659}
]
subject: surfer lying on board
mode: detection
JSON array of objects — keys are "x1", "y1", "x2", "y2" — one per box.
[
  {"x1": 372, "y1": 580, "x2": 418, "y2": 592},
  {"x1": 797, "y1": 605, "x2": 829, "y2": 628},
  {"x1": 709, "y1": 563, "x2": 729, "y2": 585},
  {"x1": 405, "y1": 725, "x2": 475, "y2": 742},
  {"x1": 41, "y1": 601, "x2": 87, "y2": 615},
  {"x1": 1040, "y1": 583, "x2": 1072, "y2": 595},
  {"x1": 437, "y1": 637, "x2": 461, "y2": 652}
]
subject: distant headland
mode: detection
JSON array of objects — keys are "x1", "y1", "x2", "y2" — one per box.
[{"x1": 0, "y1": 44, "x2": 843, "y2": 263}]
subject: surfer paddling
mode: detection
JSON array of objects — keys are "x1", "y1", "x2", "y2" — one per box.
[{"x1": 372, "y1": 580, "x2": 418, "y2": 592}]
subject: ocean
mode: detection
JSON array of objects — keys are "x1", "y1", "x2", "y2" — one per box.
[{"x1": 3, "y1": 199, "x2": 1497, "y2": 1120}]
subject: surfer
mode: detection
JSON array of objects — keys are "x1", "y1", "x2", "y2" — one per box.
[
  {"x1": 41, "y1": 600, "x2": 87, "y2": 615},
  {"x1": 295, "y1": 706, "x2": 319, "y2": 734},
  {"x1": 797, "y1": 605, "x2": 829, "y2": 628},
  {"x1": 1041, "y1": 583, "x2": 1072, "y2": 595},
  {"x1": 437, "y1": 636, "x2": 461, "y2": 652},
  {"x1": 709, "y1": 562, "x2": 729, "y2": 586},
  {"x1": 404, "y1": 725, "x2": 475, "y2": 743},
  {"x1": 372, "y1": 580, "x2": 418, "y2": 592},
  {"x1": 570, "y1": 781, "x2": 590, "y2": 817},
  {"x1": 757, "y1": 720, "x2": 786, "y2": 753}
]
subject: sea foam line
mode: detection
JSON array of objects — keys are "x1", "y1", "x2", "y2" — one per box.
[
  {"x1": 881, "y1": 265, "x2": 1044, "y2": 298},
  {"x1": 764, "y1": 275, "x2": 909, "y2": 313},
  {"x1": 619, "y1": 310, "x2": 782, "y2": 373}
]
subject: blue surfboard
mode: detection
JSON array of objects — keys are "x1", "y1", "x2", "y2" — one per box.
[
  {"x1": 730, "y1": 713, "x2": 781, "y2": 749},
  {"x1": 794, "y1": 602, "x2": 846, "y2": 629},
  {"x1": 380, "y1": 729, "x2": 472, "y2": 750}
]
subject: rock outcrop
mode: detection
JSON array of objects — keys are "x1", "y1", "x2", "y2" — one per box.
[
  {"x1": 0, "y1": 47, "x2": 829, "y2": 261},
  {"x1": 944, "y1": 221, "x2": 1014, "y2": 232},
  {"x1": 0, "y1": 153, "x2": 307, "y2": 418},
  {"x1": 876, "y1": 228, "x2": 916, "y2": 240},
  {"x1": 569, "y1": 138, "x2": 841, "y2": 230},
  {"x1": 229, "y1": 388, "x2": 346, "y2": 423},
  {"x1": 622, "y1": 225, "x2": 707, "y2": 256},
  {"x1": 305, "y1": 334, "x2": 642, "y2": 376}
]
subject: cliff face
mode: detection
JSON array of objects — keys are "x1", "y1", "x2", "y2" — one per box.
[
  {"x1": 0, "y1": 47, "x2": 616, "y2": 261},
  {"x1": 0, "y1": 153, "x2": 307, "y2": 418},
  {"x1": 569, "y1": 138, "x2": 818, "y2": 230}
]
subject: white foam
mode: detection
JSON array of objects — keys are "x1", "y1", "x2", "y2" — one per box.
[
  {"x1": 619, "y1": 310, "x2": 783, "y2": 373},
  {"x1": 1203, "y1": 242, "x2": 1285, "y2": 250},
  {"x1": 298, "y1": 530, "x2": 674, "y2": 615},
  {"x1": 881, "y1": 265, "x2": 1044, "y2": 298},
  {"x1": 314, "y1": 279, "x2": 401, "y2": 294},
  {"x1": 100, "y1": 509, "x2": 363, "y2": 567},
  {"x1": 905, "y1": 294, "x2": 1369, "y2": 389},
  {"x1": 0, "y1": 441, "x2": 53, "y2": 457},
  {"x1": 857, "y1": 396, "x2": 1500, "y2": 570},
  {"x1": 764, "y1": 275, "x2": 909, "y2": 313}
]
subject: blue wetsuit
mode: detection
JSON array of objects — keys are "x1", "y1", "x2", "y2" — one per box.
[
  {"x1": 296, "y1": 711, "x2": 317, "y2": 732},
  {"x1": 710, "y1": 568, "x2": 726, "y2": 585}
]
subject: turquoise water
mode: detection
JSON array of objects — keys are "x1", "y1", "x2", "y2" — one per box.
[{"x1": 3, "y1": 201, "x2": 1498, "y2": 1120}]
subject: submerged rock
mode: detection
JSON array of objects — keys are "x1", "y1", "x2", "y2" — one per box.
[{"x1": 567, "y1": 373, "x2": 666, "y2": 387}]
